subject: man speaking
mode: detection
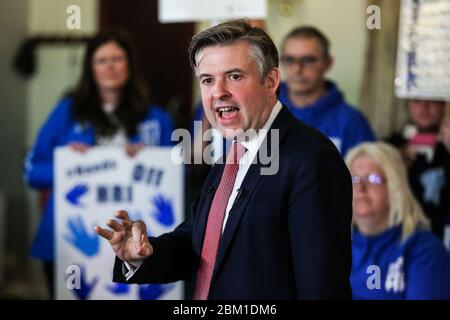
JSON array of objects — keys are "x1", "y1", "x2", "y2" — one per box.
[{"x1": 96, "y1": 20, "x2": 353, "y2": 299}]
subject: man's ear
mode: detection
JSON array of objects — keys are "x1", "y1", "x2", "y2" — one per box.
[
  {"x1": 265, "y1": 68, "x2": 281, "y2": 95},
  {"x1": 324, "y1": 55, "x2": 333, "y2": 72}
]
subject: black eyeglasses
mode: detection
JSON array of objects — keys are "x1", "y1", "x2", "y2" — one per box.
[
  {"x1": 351, "y1": 173, "x2": 386, "y2": 186},
  {"x1": 281, "y1": 55, "x2": 320, "y2": 67}
]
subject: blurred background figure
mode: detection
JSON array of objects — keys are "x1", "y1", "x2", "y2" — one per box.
[
  {"x1": 279, "y1": 26, "x2": 375, "y2": 157},
  {"x1": 387, "y1": 99, "x2": 450, "y2": 239},
  {"x1": 346, "y1": 142, "x2": 450, "y2": 300},
  {"x1": 23, "y1": 29, "x2": 174, "y2": 298}
]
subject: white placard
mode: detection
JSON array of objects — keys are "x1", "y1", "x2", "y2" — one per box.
[
  {"x1": 158, "y1": 0, "x2": 267, "y2": 23},
  {"x1": 395, "y1": 0, "x2": 450, "y2": 100},
  {"x1": 55, "y1": 146, "x2": 184, "y2": 300},
  {"x1": 444, "y1": 225, "x2": 450, "y2": 252}
]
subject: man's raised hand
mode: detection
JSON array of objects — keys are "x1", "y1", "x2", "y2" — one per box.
[{"x1": 95, "y1": 210, "x2": 153, "y2": 263}]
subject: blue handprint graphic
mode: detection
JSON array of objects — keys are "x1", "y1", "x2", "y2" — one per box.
[
  {"x1": 139, "y1": 284, "x2": 173, "y2": 300},
  {"x1": 106, "y1": 283, "x2": 130, "y2": 295},
  {"x1": 64, "y1": 215, "x2": 99, "y2": 257},
  {"x1": 70, "y1": 266, "x2": 98, "y2": 300},
  {"x1": 151, "y1": 194, "x2": 174, "y2": 227},
  {"x1": 66, "y1": 184, "x2": 89, "y2": 207}
]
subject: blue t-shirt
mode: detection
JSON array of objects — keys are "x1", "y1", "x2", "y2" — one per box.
[
  {"x1": 278, "y1": 81, "x2": 375, "y2": 156},
  {"x1": 24, "y1": 97, "x2": 175, "y2": 260},
  {"x1": 351, "y1": 225, "x2": 450, "y2": 299}
]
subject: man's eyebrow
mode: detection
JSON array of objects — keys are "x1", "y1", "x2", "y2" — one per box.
[
  {"x1": 225, "y1": 68, "x2": 245, "y2": 74},
  {"x1": 198, "y1": 68, "x2": 245, "y2": 79},
  {"x1": 198, "y1": 73, "x2": 212, "y2": 79}
]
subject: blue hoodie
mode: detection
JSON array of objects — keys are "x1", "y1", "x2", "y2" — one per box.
[
  {"x1": 278, "y1": 81, "x2": 375, "y2": 156},
  {"x1": 24, "y1": 97, "x2": 174, "y2": 260},
  {"x1": 351, "y1": 225, "x2": 450, "y2": 299}
]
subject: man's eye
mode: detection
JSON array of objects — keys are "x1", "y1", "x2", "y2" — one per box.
[
  {"x1": 282, "y1": 57, "x2": 295, "y2": 65},
  {"x1": 229, "y1": 74, "x2": 242, "y2": 80},
  {"x1": 201, "y1": 78, "x2": 213, "y2": 85}
]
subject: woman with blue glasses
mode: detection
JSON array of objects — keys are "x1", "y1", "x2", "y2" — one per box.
[{"x1": 345, "y1": 142, "x2": 450, "y2": 299}]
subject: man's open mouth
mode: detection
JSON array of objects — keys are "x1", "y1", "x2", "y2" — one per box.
[{"x1": 216, "y1": 106, "x2": 240, "y2": 119}]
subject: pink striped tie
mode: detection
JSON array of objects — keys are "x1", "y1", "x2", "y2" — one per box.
[{"x1": 193, "y1": 141, "x2": 246, "y2": 300}]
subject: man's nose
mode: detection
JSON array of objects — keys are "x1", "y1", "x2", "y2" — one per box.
[
  {"x1": 291, "y1": 61, "x2": 305, "y2": 73},
  {"x1": 212, "y1": 80, "x2": 231, "y2": 100}
]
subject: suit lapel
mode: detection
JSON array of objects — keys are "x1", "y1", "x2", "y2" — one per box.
[
  {"x1": 192, "y1": 161, "x2": 224, "y2": 253},
  {"x1": 212, "y1": 105, "x2": 296, "y2": 278},
  {"x1": 212, "y1": 159, "x2": 263, "y2": 274}
]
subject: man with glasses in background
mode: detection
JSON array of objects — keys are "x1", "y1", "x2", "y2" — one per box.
[{"x1": 279, "y1": 26, "x2": 375, "y2": 157}]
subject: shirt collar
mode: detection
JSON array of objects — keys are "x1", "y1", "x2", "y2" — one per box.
[{"x1": 236, "y1": 100, "x2": 282, "y2": 163}]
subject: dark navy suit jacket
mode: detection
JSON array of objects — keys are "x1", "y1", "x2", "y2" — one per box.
[{"x1": 113, "y1": 105, "x2": 353, "y2": 299}]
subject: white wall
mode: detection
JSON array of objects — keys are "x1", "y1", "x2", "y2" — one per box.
[
  {"x1": 0, "y1": 0, "x2": 30, "y2": 298},
  {"x1": 26, "y1": 0, "x2": 99, "y2": 146},
  {"x1": 26, "y1": 45, "x2": 86, "y2": 145},
  {"x1": 28, "y1": 0, "x2": 98, "y2": 35}
]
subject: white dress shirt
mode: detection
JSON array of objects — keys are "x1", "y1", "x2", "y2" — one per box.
[
  {"x1": 221, "y1": 101, "x2": 282, "y2": 232},
  {"x1": 123, "y1": 101, "x2": 283, "y2": 280}
]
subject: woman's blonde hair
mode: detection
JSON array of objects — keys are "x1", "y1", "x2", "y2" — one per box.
[{"x1": 345, "y1": 142, "x2": 429, "y2": 240}]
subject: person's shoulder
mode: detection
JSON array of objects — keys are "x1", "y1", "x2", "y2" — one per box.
[
  {"x1": 289, "y1": 117, "x2": 330, "y2": 143},
  {"x1": 144, "y1": 104, "x2": 166, "y2": 115},
  {"x1": 278, "y1": 82, "x2": 289, "y2": 95},
  {"x1": 405, "y1": 228, "x2": 449, "y2": 257},
  {"x1": 282, "y1": 118, "x2": 349, "y2": 186},
  {"x1": 55, "y1": 96, "x2": 74, "y2": 111},
  {"x1": 334, "y1": 100, "x2": 369, "y2": 122},
  {"x1": 409, "y1": 228, "x2": 443, "y2": 244},
  {"x1": 143, "y1": 104, "x2": 172, "y2": 121},
  {"x1": 285, "y1": 114, "x2": 342, "y2": 159},
  {"x1": 46, "y1": 96, "x2": 75, "y2": 122}
]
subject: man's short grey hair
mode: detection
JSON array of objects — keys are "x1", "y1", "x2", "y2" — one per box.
[
  {"x1": 188, "y1": 19, "x2": 279, "y2": 81},
  {"x1": 282, "y1": 26, "x2": 330, "y2": 58}
]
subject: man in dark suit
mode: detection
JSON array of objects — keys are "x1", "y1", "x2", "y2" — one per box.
[{"x1": 96, "y1": 19, "x2": 353, "y2": 299}]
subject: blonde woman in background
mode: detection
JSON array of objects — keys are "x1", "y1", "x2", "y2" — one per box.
[{"x1": 346, "y1": 142, "x2": 450, "y2": 299}]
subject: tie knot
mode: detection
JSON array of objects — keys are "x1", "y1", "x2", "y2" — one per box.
[{"x1": 226, "y1": 141, "x2": 247, "y2": 165}]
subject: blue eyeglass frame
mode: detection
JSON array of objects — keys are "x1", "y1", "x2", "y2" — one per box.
[{"x1": 351, "y1": 173, "x2": 386, "y2": 186}]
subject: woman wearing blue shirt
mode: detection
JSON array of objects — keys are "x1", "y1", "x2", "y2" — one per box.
[
  {"x1": 345, "y1": 142, "x2": 450, "y2": 299},
  {"x1": 23, "y1": 29, "x2": 174, "y2": 297}
]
